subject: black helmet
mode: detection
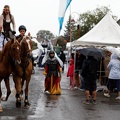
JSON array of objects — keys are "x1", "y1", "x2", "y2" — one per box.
[{"x1": 19, "y1": 25, "x2": 27, "y2": 31}]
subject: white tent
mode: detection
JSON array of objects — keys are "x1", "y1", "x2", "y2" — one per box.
[
  {"x1": 66, "y1": 42, "x2": 71, "y2": 49},
  {"x1": 72, "y1": 13, "x2": 120, "y2": 47}
]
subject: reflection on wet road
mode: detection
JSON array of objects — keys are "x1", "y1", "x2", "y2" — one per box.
[{"x1": 0, "y1": 67, "x2": 120, "y2": 120}]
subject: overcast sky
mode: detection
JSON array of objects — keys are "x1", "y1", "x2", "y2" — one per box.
[{"x1": 0, "y1": 0, "x2": 120, "y2": 37}]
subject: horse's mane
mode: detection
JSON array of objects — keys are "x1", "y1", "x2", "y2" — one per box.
[
  {"x1": 0, "y1": 40, "x2": 14, "y2": 61},
  {"x1": 20, "y1": 35, "x2": 33, "y2": 59},
  {"x1": 0, "y1": 41, "x2": 10, "y2": 61},
  {"x1": 21, "y1": 35, "x2": 33, "y2": 48},
  {"x1": 23, "y1": 35, "x2": 32, "y2": 41}
]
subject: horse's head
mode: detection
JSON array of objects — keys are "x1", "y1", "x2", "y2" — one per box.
[
  {"x1": 21, "y1": 35, "x2": 32, "y2": 59},
  {"x1": 1, "y1": 39, "x2": 21, "y2": 64},
  {"x1": 10, "y1": 39, "x2": 21, "y2": 64}
]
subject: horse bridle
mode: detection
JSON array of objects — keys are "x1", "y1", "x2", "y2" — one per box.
[
  {"x1": 4, "y1": 41, "x2": 20, "y2": 69},
  {"x1": 20, "y1": 36, "x2": 33, "y2": 69},
  {"x1": 21, "y1": 36, "x2": 32, "y2": 59}
]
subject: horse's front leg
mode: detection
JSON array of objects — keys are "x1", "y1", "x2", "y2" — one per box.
[
  {"x1": 24, "y1": 77, "x2": 31, "y2": 108},
  {"x1": 20, "y1": 78, "x2": 25, "y2": 100},
  {"x1": 13, "y1": 75, "x2": 22, "y2": 108},
  {"x1": 1, "y1": 78, "x2": 11, "y2": 101},
  {"x1": 0, "y1": 82, "x2": 3, "y2": 112}
]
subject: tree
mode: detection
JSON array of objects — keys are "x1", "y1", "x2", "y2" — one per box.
[
  {"x1": 64, "y1": 16, "x2": 77, "y2": 42},
  {"x1": 63, "y1": 6, "x2": 117, "y2": 41},
  {"x1": 56, "y1": 36, "x2": 67, "y2": 50},
  {"x1": 36, "y1": 30, "x2": 55, "y2": 42},
  {"x1": 79, "y1": 6, "x2": 112, "y2": 37}
]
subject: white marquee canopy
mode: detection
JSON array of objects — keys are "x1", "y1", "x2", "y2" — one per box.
[{"x1": 72, "y1": 13, "x2": 120, "y2": 47}]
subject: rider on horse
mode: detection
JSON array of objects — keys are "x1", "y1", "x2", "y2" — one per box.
[
  {"x1": 16, "y1": 25, "x2": 27, "y2": 42},
  {"x1": 16, "y1": 25, "x2": 35, "y2": 74},
  {"x1": 0, "y1": 5, "x2": 16, "y2": 40}
]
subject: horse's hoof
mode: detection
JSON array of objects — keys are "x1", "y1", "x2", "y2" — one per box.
[
  {"x1": 24, "y1": 102, "x2": 30, "y2": 109},
  {"x1": 0, "y1": 106, "x2": 3, "y2": 112},
  {"x1": 16, "y1": 101, "x2": 21, "y2": 108},
  {"x1": 1, "y1": 97, "x2": 7, "y2": 101},
  {"x1": 24, "y1": 104, "x2": 30, "y2": 109}
]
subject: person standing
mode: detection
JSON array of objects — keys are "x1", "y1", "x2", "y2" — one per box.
[
  {"x1": 59, "y1": 50, "x2": 66, "y2": 72},
  {"x1": 67, "y1": 59, "x2": 74, "y2": 90},
  {"x1": 43, "y1": 50, "x2": 62, "y2": 95},
  {"x1": 0, "y1": 5, "x2": 16, "y2": 40},
  {"x1": 0, "y1": 25, "x2": 7, "y2": 51},
  {"x1": 104, "y1": 53, "x2": 120, "y2": 99},
  {"x1": 81, "y1": 56, "x2": 99, "y2": 104},
  {"x1": 74, "y1": 51, "x2": 86, "y2": 89}
]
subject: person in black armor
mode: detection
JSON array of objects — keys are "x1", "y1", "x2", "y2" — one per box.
[
  {"x1": 43, "y1": 50, "x2": 62, "y2": 95},
  {"x1": 0, "y1": 5, "x2": 16, "y2": 40},
  {"x1": 16, "y1": 25, "x2": 35, "y2": 74}
]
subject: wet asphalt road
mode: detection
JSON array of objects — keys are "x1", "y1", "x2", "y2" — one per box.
[{"x1": 0, "y1": 65, "x2": 120, "y2": 120}]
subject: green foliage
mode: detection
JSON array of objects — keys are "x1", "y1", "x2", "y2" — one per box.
[
  {"x1": 79, "y1": 6, "x2": 111, "y2": 37},
  {"x1": 63, "y1": 6, "x2": 117, "y2": 41},
  {"x1": 56, "y1": 36, "x2": 66, "y2": 50},
  {"x1": 36, "y1": 30, "x2": 55, "y2": 40},
  {"x1": 54, "y1": 46, "x2": 62, "y2": 55},
  {"x1": 64, "y1": 16, "x2": 77, "y2": 42}
]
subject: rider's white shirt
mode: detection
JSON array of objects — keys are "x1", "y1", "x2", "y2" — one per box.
[{"x1": 0, "y1": 33, "x2": 7, "y2": 51}]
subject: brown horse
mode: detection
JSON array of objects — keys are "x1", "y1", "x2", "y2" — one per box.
[
  {"x1": 14, "y1": 35, "x2": 33, "y2": 108},
  {"x1": 0, "y1": 39, "x2": 21, "y2": 112}
]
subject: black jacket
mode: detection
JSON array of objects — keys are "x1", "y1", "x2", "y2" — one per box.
[
  {"x1": 81, "y1": 56, "x2": 99, "y2": 79},
  {"x1": 60, "y1": 53, "x2": 66, "y2": 63}
]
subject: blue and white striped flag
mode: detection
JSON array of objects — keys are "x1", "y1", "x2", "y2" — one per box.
[{"x1": 58, "y1": 0, "x2": 72, "y2": 34}]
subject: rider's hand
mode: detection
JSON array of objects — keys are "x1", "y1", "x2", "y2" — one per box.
[{"x1": 12, "y1": 31, "x2": 16, "y2": 35}]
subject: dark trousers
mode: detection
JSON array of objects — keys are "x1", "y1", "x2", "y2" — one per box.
[{"x1": 62, "y1": 65, "x2": 64, "y2": 72}]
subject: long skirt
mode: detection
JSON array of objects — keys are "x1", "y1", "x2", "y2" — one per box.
[{"x1": 44, "y1": 74, "x2": 61, "y2": 95}]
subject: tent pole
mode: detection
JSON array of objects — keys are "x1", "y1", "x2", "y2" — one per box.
[
  {"x1": 74, "y1": 47, "x2": 77, "y2": 83},
  {"x1": 98, "y1": 58, "x2": 102, "y2": 86}
]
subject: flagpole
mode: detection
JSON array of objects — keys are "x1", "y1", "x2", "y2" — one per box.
[
  {"x1": 69, "y1": 4, "x2": 76, "y2": 86},
  {"x1": 69, "y1": 4, "x2": 72, "y2": 54}
]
